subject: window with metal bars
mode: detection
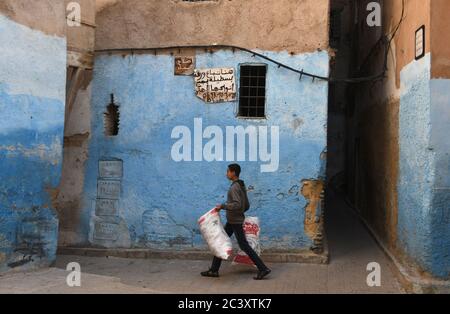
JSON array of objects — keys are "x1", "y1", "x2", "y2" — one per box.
[{"x1": 238, "y1": 64, "x2": 267, "y2": 119}]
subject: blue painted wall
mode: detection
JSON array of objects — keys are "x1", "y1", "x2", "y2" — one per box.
[
  {"x1": 0, "y1": 15, "x2": 66, "y2": 272},
  {"x1": 429, "y1": 79, "x2": 450, "y2": 278},
  {"x1": 399, "y1": 53, "x2": 450, "y2": 279},
  {"x1": 81, "y1": 49, "x2": 329, "y2": 251}
]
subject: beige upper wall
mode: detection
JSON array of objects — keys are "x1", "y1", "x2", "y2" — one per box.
[
  {"x1": 66, "y1": 0, "x2": 96, "y2": 53},
  {"x1": 349, "y1": 0, "x2": 430, "y2": 252},
  {"x1": 375, "y1": 0, "x2": 450, "y2": 82},
  {"x1": 0, "y1": 0, "x2": 66, "y2": 37},
  {"x1": 96, "y1": 0, "x2": 120, "y2": 12},
  {"x1": 431, "y1": 0, "x2": 450, "y2": 78},
  {"x1": 389, "y1": 0, "x2": 430, "y2": 83},
  {"x1": 95, "y1": 0, "x2": 330, "y2": 53},
  {"x1": 354, "y1": 0, "x2": 430, "y2": 94}
]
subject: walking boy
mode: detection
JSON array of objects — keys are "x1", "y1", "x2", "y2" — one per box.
[{"x1": 201, "y1": 164, "x2": 271, "y2": 280}]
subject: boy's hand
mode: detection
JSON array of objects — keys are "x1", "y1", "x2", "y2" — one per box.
[{"x1": 215, "y1": 204, "x2": 224, "y2": 211}]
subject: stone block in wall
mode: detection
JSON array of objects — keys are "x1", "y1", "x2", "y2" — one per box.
[{"x1": 90, "y1": 159, "x2": 131, "y2": 248}]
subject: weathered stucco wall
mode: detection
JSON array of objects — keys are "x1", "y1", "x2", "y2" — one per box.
[
  {"x1": 56, "y1": 0, "x2": 331, "y2": 257},
  {"x1": 57, "y1": 0, "x2": 96, "y2": 246},
  {"x1": 349, "y1": 0, "x2": 449, "y2": 280},
  {"x1": 429, "y1": 78, "x2": 450, "y2": 278},
  {"x1": 397, "y1": 53, "x2": 434, "y2": 276},
  {"x1": 80, "y1": 49, "x2": 328, "y2": 252},
  {"x1": 427, "y1": 0, "x2": 450, "y2": 278},
  {"x1": 0, "y1": 3, "x2": 66, "y2": 272},
  {"x1": 66, "y1": 0, "x2": 96, "y2": 53},
  {"x1": 350, "y1": 0, "x2": 430, "y2": 255},
  {"x1": 0, "y1": 0, "x2": 65, "y2": 37},
  {"x1": 95, "y1": 0, "x2": 329, "y2": 54},
  {"x1": 431, "y1": 0, "x2": 450, "y2": 79},
  {"x1": 395, "y1": 1, "x2": 449, "y2": 279}
]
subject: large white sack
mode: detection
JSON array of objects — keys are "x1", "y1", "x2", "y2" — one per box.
[
  {"x1": 232, "y1": 216, "x2": 261, "y2": 267},
  {"x1": 198, "y1": 208, "x2": 233, "y2": 260}
]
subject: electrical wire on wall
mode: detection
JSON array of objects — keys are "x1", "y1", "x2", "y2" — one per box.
[
  {"x1": 357, "y1": 0, "x2": 406, "y2": 81},
  {"x1": 95, "y1": 0, "x2": 406, "y2": 84}
]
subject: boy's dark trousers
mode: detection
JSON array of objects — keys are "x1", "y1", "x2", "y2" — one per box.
[{"x1": 210, "y1": 223, "x2": 268, "y2": 272}]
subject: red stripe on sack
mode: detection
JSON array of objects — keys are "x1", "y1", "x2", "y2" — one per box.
[
  {"x1": 234, "y1": 255, "x2": 254, "y2": 266},
  {"x1": 243, "y1": 223, "x2": 260, "y2": 236}
]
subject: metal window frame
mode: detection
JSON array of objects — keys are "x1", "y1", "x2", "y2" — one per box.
[{"x1": 237, "y1": 63, "x2": 268, "y2": 120}]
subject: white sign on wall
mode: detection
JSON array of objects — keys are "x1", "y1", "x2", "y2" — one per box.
[{"x1": 194, "y1": 68, "x2": 236, "y2": 103}]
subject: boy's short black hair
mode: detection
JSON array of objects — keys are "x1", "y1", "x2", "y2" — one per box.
[{"x1": 228, "y1": 164, "x2": 241, "y2": 177}]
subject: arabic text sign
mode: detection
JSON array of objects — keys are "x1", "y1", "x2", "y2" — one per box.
[
  {"x1": 194, "y1": 68, "x2": 236, "y2": 103},
  {"x1": 175, "y1": 56, "x2": 195, "y2": 75}
]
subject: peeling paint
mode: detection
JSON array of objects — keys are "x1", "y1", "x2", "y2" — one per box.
[
  {"x1": 291, "y1": 118, "x2": 304, "y2": 132},
  {"x1": 0, "y1": 139, "x2": 62, "y2": 166},
  {"x1": 63, "y1": 132, "x2": 90, "y2": 148},
  {"x1": 301, "y1": 179, "x2": 324, "y2": 242},
  {"x1": 0, "y1": 12, "x2": 65, "y2": 272}
]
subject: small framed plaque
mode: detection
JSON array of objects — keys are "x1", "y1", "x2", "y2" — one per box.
[{"x1": 415, "y1": 25, "x2": 425, "y2": 60}]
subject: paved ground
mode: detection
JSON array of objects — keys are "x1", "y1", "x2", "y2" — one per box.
[{"x1": 0, "y1": 192, "x2": 403, "y2": 294}]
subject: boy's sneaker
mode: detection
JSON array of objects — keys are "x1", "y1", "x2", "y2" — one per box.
[
  {"x1": 201, "y1": 269, "x2": 220, "y2": 278},
  {"x1": 254, "y1": 269, "x2": 271, "y2": 280}
]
